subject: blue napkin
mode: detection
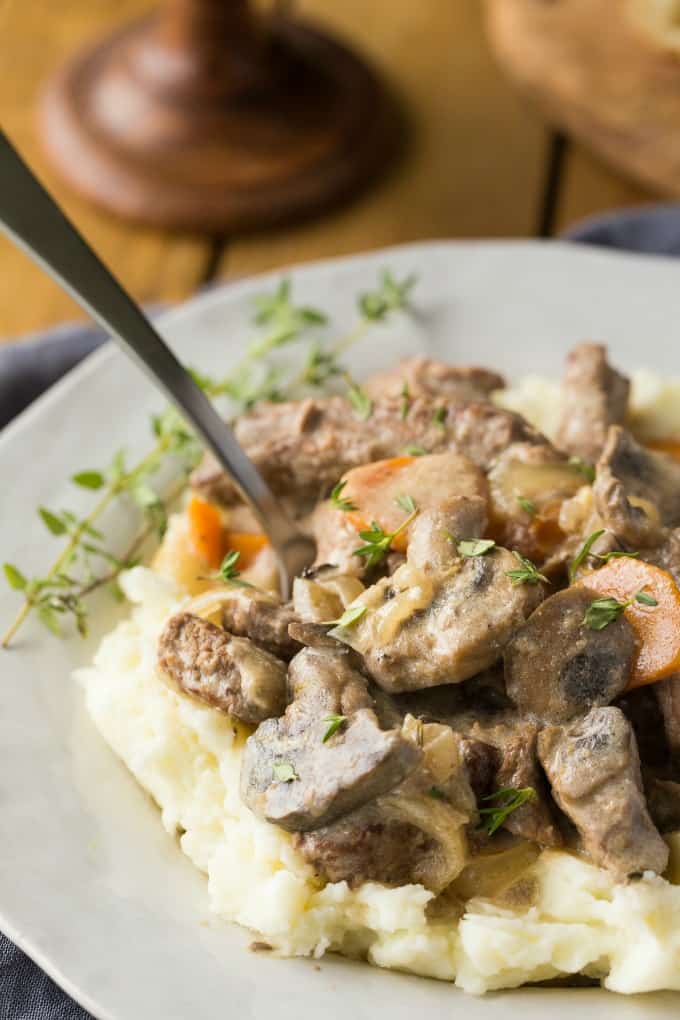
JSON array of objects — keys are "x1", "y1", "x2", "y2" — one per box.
[{"x1": 2, "y1": 203, "x2": 680, "y2": 1018}]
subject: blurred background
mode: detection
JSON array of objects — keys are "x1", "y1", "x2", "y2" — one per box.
[{"x1": 1, "y1": 0, "x2": 674, "y2": 338}]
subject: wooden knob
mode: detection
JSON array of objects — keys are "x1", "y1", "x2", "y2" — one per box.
[{"x1": 39, "y1": 0, "x2": 402, "y2": 231}]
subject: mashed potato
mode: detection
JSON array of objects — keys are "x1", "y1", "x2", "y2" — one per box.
[
  {"x1": 76, "y1": 371, "x2": 680, "y2": 995},
  {"x1": 76, "y1": 568, "x2": 680, "y2": 996}
]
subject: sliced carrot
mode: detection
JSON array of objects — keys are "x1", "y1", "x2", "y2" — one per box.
[
  {"x1": 646, "y1": 438, "x2": 680, "y2": 463},
  {"x1": 223, "y1": 531, "x2": 269, "y2": 569},
  {"x1": 576, "y1": 558, "x2": 680, "y2": 689},
  {"x1": 344, "y1": 456, "x2": 415, "y2": 551},
  {"x1": 187, "y1": 496, "x2": 227, "y2": 569},
  {"x1": 342, "y1": 452, "x2": 488, "y2": 553}
]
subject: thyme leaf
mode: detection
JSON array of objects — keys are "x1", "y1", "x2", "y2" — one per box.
[
  {"x1": 479, "y1": 786, "x2": 537, "y2": 836},
  {"x1": 322, "y1": 714, "x2": 348, "y2": 742},
  {"x1": 505, "y1": 551, "x2": 549, "y2": 586},
  {"x1": 330, "y1": 480, "x2": 358, "y2": 513},
  {"x1": 353, "y1": 508, "x2": 419, "y2": 568},
  {"x1": 457, "y1": 538, "x2": 496, "y2": 558}
]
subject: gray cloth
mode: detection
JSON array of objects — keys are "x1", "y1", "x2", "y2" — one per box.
[{"x1": 2, "y1": 202, "x2": 680, "y2": 1017}]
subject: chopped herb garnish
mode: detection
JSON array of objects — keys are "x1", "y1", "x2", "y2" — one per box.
[
  {"x1": 402, "y1": 445, "x2": 427, "y2": 457},
  {"x1": 344, "y1": 375, "x2": 373, "y2": 421},
  {"x1": 505, "y1": 551, "x2": 549, "y2": 586},
  {"x1": 429, "y1": 787, "x2": 447, "y2": 801},
  {"x1": 433, "y1": 406, "x2": 447, "y2": 429},
  {"x1": 569, "y1": 529, "x2": 639, "y2": 582},
  {"x1": 568, "y1": 456, "x2": 596, "y2": 484},
  {"x1": 516, "y1": 495, "x2": 537, "y2": 517},
  {"x1": 597, "y1": 549, "x2": 640, "y2": 563},
  {"x1": 479, "y1": 786, "x2": 537, "y2": 836},
  {"x1": 353, "y1": 508, "x2": 419, "y2": 568},
  {"x1": 400, "y1": 381, "x2": 411, "y2": 421},
  {"x1": 358, "y1": 269, "x2": 417, "y2": 321},
  {"x1": 583, "y1": 588, "x2": 658, "y2": 630},
  {"x1": 322, "y1": 714, "x2": 348, "y2": 742},
  {"x1": 272, "y1": 762, "x2": 298, "y2": 783},
  {"x1": 457, "y1": 538, "x2": 496, "y2": 558},
  {"x1": 214, "y1": 550, "x2": 252, "y2": 588},
  {"x1": 2, "y1": 268, "x2": 419, "y2": 650},
  {"x1": 395, "y1": 494, "x2": 417, "y2": 514},
  {"x1": 327, "y1": 604, "x2": 367, "y2": 628},
  {"x1": 330, "y1": 480, "x2": 358, "y2": 513},
  {"x1": 569, "y1": 529, "x2": 606, "y2": 582}
]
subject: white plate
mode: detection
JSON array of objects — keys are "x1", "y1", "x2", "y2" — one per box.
[{"x1": 1, "y1": 240, "x2": 679, "y2": 1020}]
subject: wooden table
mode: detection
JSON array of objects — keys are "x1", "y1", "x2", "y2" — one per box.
[{"x1": 0, "y1": 0, "x2": 653, "y2": 339}]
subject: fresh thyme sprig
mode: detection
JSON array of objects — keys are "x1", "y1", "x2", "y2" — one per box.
[
  {"x1": 209, "y1": 550, "x2": 253, "y2": 588},
  {"x1": 353, "y1": 508, "x2": 419, "y2": 568},
  {"x1": 2, "y1": 270, "x2": 418, "y2": 648},
  {"x1": 479, "y1": 786, "x2": 537, "y2": 836},
  {"x1": 505, "y1": 551, "x2": 549, "y2": 586},
  {"x1": 395, "y1": 494, "x2": 417, "y2": 514},
  {"x1": 583, "y1": 588, "x2": 658, "y2": 631},
  {"x1": 2, "y1": 417, "x2": 200, "y2": 647},
  {"x1": 569, "y1": 529, "x2": 639, "y2": 582}
]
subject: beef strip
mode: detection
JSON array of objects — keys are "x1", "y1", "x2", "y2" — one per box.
[
  {"x1": 217, "y1": 587, "x2": 301, "y2": 660},
  {"x1": 363, "y1": 356, "x2": 504, "y2": 404},
  {"x1": 191, "y1": 394, "x2": 549, "y2": 512},
  {"x1": 157, "y1": 612, "x2": 287, "y2": 725},
  {"x1": 593, "y1": 426, "x2": 680, "y2": 546},
  {"x1": 296, "y1": 718, "x2": 476, "y2": 891},
  {"x1": 538, "y1": 707, "x2": 669, "y2": 878},
  {"x1": 555, "y1": 343, "x2": 630, "y2": 464},
  {"x1": 644, "y1": 775, "x2": 680, "y2": 833},
  {"x1": 338, "y1": 500, "x2": 544, "y2": 692},
  {"x1": 655, "y1": 674, "x2": 680, "y2": 762},
  {"x1": 470, "y1": 719, "x2": 563, "y2": 847},
  {"x1": 617, "y1": 685, "x2": 671, "y2": 771},
  {"x1": 504, "y1": 587, "x2": 635, "y2": 723},
  {"x1": 240, "y1": 646, "x2": 420, "y2": 831}
]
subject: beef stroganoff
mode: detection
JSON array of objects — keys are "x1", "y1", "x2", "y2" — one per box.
[{"x1": 76, "y1": 344, "x2": 680, "y2": 995}]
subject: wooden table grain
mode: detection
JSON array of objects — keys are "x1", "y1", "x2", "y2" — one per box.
[{"x1": 0, "y1": 0, "x2": 655, "y2": 340}]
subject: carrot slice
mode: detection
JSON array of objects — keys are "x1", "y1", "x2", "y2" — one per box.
[
  {"x1": 576, "y1": 558, "x2": 680, "y2": 689},
  {"x1": 645, "y1": 438, "x2": 680, "y2": 463},
  {"x1": 187, "y1": 496, "x2": 227, "y2": 569},
  {"x1": 344, "y1": 456, "x2": 415, "y2": 552},
  {"x1": 342, "y1": 453, "x2": 487, "y2": 554},
  {"x1": 223, "y1": 531, "x2": 269, "y2": 569}
]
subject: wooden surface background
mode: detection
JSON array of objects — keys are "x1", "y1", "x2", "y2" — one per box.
[{"x1": 0, "y1": 0, "x2": 652, "y2": 339}]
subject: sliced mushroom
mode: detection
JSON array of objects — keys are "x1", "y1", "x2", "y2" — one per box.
[
  {"x1": 157, "y1": 612, "x2": 287, "y2": 725},
  {"x1": 555, "y1": 343, "x2": 630, "y2": 464},
  {"x1": 335, "y1": 500, "x2": 544, "y2": 692},
  {"x1": 240, "y1": 647, "x2": 421, "y2": 831},
  {"x1": 504, "y1": 587, "x2": 635, "y2": 723},
  {"x1": 538, "y1": 707, "x2": 669, "y2": 879}
]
